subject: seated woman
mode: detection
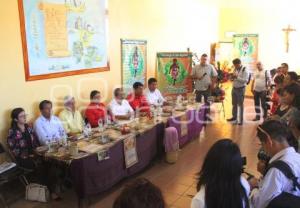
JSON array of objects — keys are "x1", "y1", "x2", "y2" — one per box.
[
  {"x1": 85, "y1": 90, "x2": 107, "y2": 128},
  {"x1": 7, "y1": 108, "x2": 62, "y2": 200},
  {"x1": 270, "y1": 83, "x2": 300, "y2": 123},
  {"x1": 7, "y1": 108, "x2": 40, "y2": 169},
  {"x1": 113, "y1": 178, "x2": 165, "y2": 208},
  {"x1": 191, "y1": 139, "x2": 250, "y2": 208},
  {"x1": 270, "y1": 74, "x2": 284, "y2": 114}
]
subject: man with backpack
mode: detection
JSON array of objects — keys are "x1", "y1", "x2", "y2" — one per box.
[
  {"x1": 251, "y1": 61, "x2": 271, "y2": 121},
  {"x1": 227, "y1": 58, "x2": 250, "y2": 125},
  {"x1": 249, "y1": 120, "x2": 300, "y2": 208}
]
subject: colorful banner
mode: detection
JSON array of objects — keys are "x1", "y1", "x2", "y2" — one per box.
[
  {"x1": 233, "y1": 34, "x2": 259, "y2": 72},
  {"x1": 156, "y1": 52, "x2": 193, "y2": 96},
  {"x1": 123, "y1": 135, "x2": 138, "y2": 168},
  {"x1": 121, "y1": 39, "x2": 147, "y2": 94}
]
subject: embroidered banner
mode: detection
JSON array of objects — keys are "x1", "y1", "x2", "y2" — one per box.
[
  {"x1": 121, "y1": 39, "x2": 147, "y2": 94},
  {"x1": 156, "y1": 52, "x2": 193, "y2": 96},
  {"x1": 233, "y1": 34, "x2": 259, "y2": 72}
]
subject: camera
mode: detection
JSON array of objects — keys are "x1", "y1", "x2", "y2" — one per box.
[
  {"x1": 242, "y1": 156, "x2": 247, "y2": 166},
  {"x1": 257, "y1": 149, "x2": 271, "y2": 163}
]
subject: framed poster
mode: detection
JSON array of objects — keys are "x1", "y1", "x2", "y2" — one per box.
[
  {"x1": 233, "y1": 34, "x2": 259, "y2": 72},
  {"x1": 18, "y1": 0, "x2": 109, "y2": 81},
  {"x1": 123, "y1": 135, "x2": 138, "y2": 168},
  {"x1": 121, "y1": 39, "x2": 147, "y2": 94},
  {"x1": 156, "y1": 52, "x2": 193, "y2": 96}
]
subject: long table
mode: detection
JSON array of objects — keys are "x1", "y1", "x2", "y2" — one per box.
[
  {"x1": 40, "y1": 104, "x2": 206, "y2": 201},
  {"x1": 70, "y1": 122, "x2": 165, "y2": 199}
]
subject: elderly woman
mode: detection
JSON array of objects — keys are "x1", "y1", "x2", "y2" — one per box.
[{"x1": 59, "y1": 96, "x2": 85, "y2": 136}]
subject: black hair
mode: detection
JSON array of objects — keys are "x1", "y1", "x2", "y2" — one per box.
[
  {"x1": 287, "y1": 71, "x2": 298, "y2": 82},
  {"x1": 113, "y1": 178, "x2": 165, "y2": 208},
  {"x1": 282, "y1": 83, "x2": 300, "y2": 108},
  {"x1": 114, "y1": 88, "x2": 122, "y2": 97},
  {"x1": 10, "y1": 108, "x2": 25, "y2": 130},
  {"x1": 39, "y1": 100, "x2": 52, "y2": 111},
  {"x1": 148, "y1": 78, "x2": 157, "y2": 85},
  {"x1": 197, "y1": 139, "x2": 249, "y2": 208},
  {"x1": 290, "y1": 110, "x2": 300, "y2": 130},
  {"x1": 201, "y1": 53, "x2": 208, "y2": 58},
  {"x1": 90, "y1": 90, "x2": 100, "y2": 100},
  {"x1": 281, "y1": 63, "x2": 289, "y2": 68},
  {"x1": 232, "y1": 58, "x2": 241, "y2": 65},
  {"x1": 274, "y1": 74, "x2": 285, "y2": 85},
  {"x1": 257, "y1": 120, "x2": 289, "y2": 143},
  {"x1": 133, "y1": 82, "x2": 144, "y2": 89}
]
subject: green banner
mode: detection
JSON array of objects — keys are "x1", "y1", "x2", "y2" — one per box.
[
  {"x1": 121, "y1": 39, "x2": 147, "y2": 94},
  {"x1": 156, "y1": 52, "x2": 193, "y2": 96}
]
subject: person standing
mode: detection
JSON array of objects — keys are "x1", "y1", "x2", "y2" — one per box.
[
  {"x1": 227, "y1": 58, "x2": 249, "y2": 125},
  {"x1": 281, "y1": 63, "x2": 289, "y2": 76},
  {"x1": 191, "y1": 53, "x2": 217, "y2": 120},
  {"x1": 251, "y1": 62, "x2": 271, "y2": 121}
]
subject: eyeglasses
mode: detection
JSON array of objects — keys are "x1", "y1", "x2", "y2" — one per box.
[{"x1": 18, "y1": 114, "x2": 28, "y2": 118}]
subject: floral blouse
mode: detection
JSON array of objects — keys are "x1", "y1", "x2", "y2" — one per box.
[{"x1": 7, "y1": 125, "x2": 40, "y2": 160}]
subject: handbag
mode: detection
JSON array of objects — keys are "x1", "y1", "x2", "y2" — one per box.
[{"x1": 25, "y1": 183, "x2": 50, "y2": 203}]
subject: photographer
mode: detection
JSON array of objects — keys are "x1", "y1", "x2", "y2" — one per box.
[
  {"x1": 192, "y1": 139, "x2": 250, "y2": 208},
  {"x1": 227, "y1": 58, "x2": 249, "y2": 125},
  {"x1": 249, "y1": 120, "x2": 300, "y2": 208}
]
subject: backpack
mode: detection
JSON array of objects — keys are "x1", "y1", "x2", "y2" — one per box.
[
  {"x1": 240, "y1": 67, "x2": 251, "y2": 85},
  {"x1": 264, "y1": 160, "x2": 300, "y2": 208}
]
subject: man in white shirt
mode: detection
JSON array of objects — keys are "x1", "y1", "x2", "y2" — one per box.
[
  {"x1": 227, "y1": 58, "x2": 249, "y2": 125},
  {"x1": 249, "y1": 120, "x2": 300, "y2": 208},
  {"x1": 191, "y1": 53, "x2": 217, "y2": 104},
  {"x1": 251, "y1": 61, "x2": 271, "y2": 121},
  {"x1": 145, "y1": 78, "x2": 166, "y2": 106},
  {"x1": 109, "y1": 88, "x2": 134, "y2": 120},
  {"x1": 34, "y1": 100, "x2": 67, "y2": 145}
]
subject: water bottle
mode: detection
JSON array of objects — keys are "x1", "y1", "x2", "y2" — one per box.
[{"x1": 98, "y1": 119, "x2": 104, "y2": 133}]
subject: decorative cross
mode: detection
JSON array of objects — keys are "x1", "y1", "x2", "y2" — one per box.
[{"x1": 282, "y1": 25, "x2": 296, "y2": 53}]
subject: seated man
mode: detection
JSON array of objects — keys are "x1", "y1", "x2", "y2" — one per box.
[
  {"x1": 34, "y1": 100, "x2": 67, "y2": 145},
  {"x1": 59, "y1": 96, "x2": 84, "y2": 136},
  {"x1": 109, "y1": 88, "x2": 134, "y2": 120},
  {"x1": 127, "y1": 82, "x2": 150, "y2": 114},
  {"x1": 145, "y1": 78, "x2": 166, "y2": 106},
  {"x1": 85, "y1": 90, "x2": 107, "y2": 128},
  {"x1": 250, "y1": 120, "x2": 300, "y2": 208}
]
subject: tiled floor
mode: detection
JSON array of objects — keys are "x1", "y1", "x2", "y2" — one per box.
[{"x1": 9, "y1": 98, "x2": 261, "y2": 208}]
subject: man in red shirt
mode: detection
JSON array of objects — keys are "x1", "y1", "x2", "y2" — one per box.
[
  {"x1": 85, "y1": 90, "x2": 107, "y2": 127},
  {"x1": 127, "y1": 82, "x2": 150, "y2": 115}
]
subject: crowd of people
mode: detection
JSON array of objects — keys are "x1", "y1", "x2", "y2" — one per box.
[{"x1": 5, "y1": 56, "x2": 300, "y2": 207}]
